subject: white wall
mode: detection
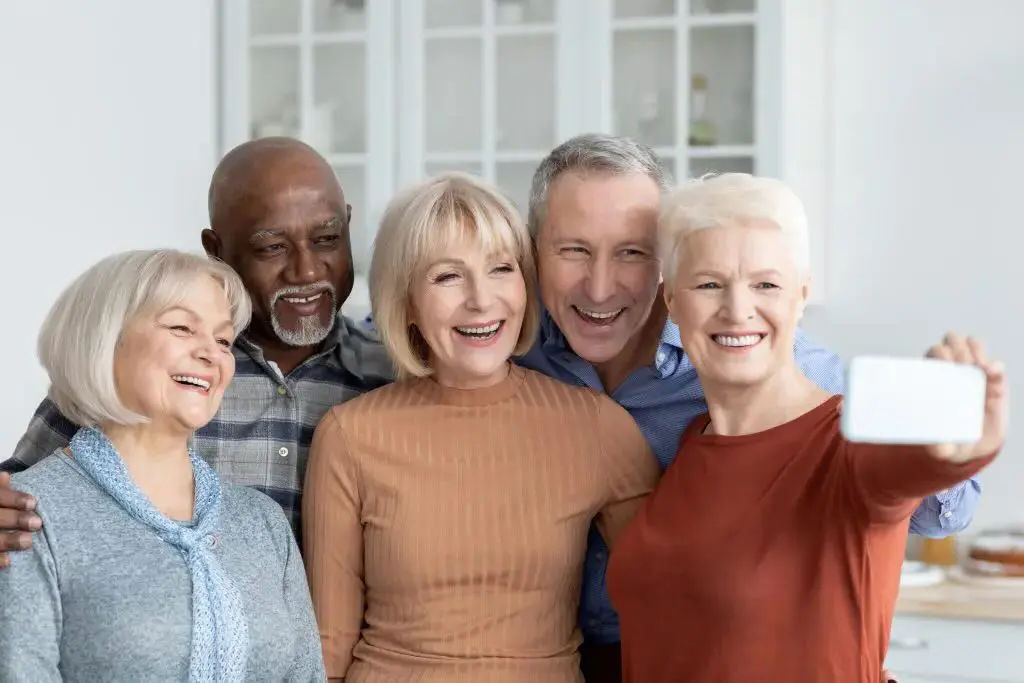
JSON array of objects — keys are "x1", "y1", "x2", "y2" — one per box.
[
  {"x1": 0, "y1": 2, "x2": 217, "y2": 456},
  {"x1": 803, "y1": 0, "x2": 1024, "y2": 529}
]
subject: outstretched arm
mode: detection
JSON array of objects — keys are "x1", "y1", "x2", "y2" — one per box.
[
  {"x1": 794, "y1": 328, "x2": 987, "y2": 535},
  {"x1": 846, "y1": 333, "x2": 1005, "y2": 526}
]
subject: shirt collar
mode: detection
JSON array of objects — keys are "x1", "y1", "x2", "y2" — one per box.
[{"x1": 539, "y1": 308, "x2": 684, "y2": 372}]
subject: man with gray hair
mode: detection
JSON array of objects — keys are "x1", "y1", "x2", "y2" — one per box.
[{"x1": 516, "y1": 133, "x2": 980, "y2": 683}]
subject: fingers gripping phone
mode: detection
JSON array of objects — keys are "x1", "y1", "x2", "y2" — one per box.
[{"x1": 841, "y1": 356, "x2": 987, "y2": 445}]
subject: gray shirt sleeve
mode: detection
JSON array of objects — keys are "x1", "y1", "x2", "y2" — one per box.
[{"x1": 0, "y1": 511, "x2": 63, "y2": 682}]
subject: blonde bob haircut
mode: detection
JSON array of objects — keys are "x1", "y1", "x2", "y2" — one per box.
[
  {"x1": 658, "y1": 172, "x2": 811, "y2": 287},
  {"x1": 369, "y1": 171, "x2": 540, "y2": 379},
  {"x1": 38, "y1": 249, "x2": 252, "y2": 427}
]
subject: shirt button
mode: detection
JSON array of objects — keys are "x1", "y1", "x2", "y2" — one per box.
[
  {"x1": 205, "y1": 534, "x2": 217, "y2": 549},
  {"x1": 278, "y1": 447, "x2": 289, "y2": 457},
  {"x1": 656, "y1": 352, "x2": 666, "y2": 364},
  {"x1": 277, "y1": 385, "x2": 288, "y2": 396},
  {"x1": 943, "y1": 511, "x2": 953, "y2": 519},
  {"x1": 595, "y1": 551, "x2": 606, "y2": 561}
]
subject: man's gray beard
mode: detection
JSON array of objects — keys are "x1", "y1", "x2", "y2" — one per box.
[{"x1": 269, "y1": 286, "x2": 338, "y2": 347}]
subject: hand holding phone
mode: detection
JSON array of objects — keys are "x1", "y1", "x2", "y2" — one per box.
[{"x1": 841, "y1": 333, "x2": 1007, "y2": 462}]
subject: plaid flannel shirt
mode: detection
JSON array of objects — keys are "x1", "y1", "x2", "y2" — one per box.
[{"x1": 1, "y1": 316, "x2": 394, "y2": 544}]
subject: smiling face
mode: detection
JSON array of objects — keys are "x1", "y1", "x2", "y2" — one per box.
[
  {"x1": 204, "y1": 143, "x2": 354, "y2": 353},
  {"x1": 409, "y1": 233, "x2": 528, "y2": 390},
  {"x1": 112, "y1": 275, "x2": 237, "y2": 436},
  {"x1": 536, "y1": 171, "x2": 662, "y2": 364},
  {"x1": 664, "y1": 219, "x2": 809, "y2": 390}
]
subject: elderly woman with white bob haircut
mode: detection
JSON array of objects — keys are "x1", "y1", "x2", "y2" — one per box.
[
  {"x1": 302, "y1": 171, "x2": 659, "y2": 682},
  {"x1": 0, "y1": 250, "x2": 325, "y2": 682},
  {"x1": 607, "y1": 173, "x2": 1006, "y2": 683}
]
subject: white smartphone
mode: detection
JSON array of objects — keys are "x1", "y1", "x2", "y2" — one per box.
[{"x1": 840, "y1": 355, "x2": 987, "y2": 445}]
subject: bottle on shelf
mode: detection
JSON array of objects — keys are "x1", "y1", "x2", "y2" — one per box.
[{"x1": 688, "y1": 74, "x2": 717, "y2": 147}]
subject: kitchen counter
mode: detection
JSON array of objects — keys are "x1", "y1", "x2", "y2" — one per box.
[{"x1": 897, "y1": 574, "x2": 1024, "y2": 622}]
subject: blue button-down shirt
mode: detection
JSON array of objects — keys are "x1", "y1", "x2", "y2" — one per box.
[{"x1": 518, "y1": 312, "x2": 982, "y2": 644}]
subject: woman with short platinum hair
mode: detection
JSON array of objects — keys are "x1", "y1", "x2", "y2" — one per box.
[
  {"x1": 0, "y1": 249, "x2": 325, "y2": 682},
  {"x1": 303, "y1": 171, "x2": 659, "y2": 682},
  {"x1": 608, "y1": 173, "x2": 1005, "y2": 682}
]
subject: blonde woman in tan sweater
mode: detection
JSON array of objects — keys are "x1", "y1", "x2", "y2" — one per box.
[{"x1": 302, "y1": 172, "x2": 660, "y2": 683}]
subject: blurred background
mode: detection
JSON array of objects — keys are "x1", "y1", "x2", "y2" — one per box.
[{"x1": 0, "y1": 2, "x2": 1022, "y2": 678}]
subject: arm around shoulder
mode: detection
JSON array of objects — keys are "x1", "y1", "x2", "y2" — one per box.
[
  {"x1": 3, "y1": 397, "x2": 79, "y2": 474},
  {"x1": 0, "y1": 506, "x2": 63, "y2": 682},
  {"x1": 593, "y1": 398, "x2": 660, "y2": 547},
  {"x1": 302, "y1": 408, "x2": 365, "y2": 679}
]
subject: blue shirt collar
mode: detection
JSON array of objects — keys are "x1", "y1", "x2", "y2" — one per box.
[{"x1": 538, "y1": 308, "x2": 685, "y2": 374}]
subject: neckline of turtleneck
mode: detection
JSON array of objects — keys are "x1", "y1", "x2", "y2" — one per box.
[{"x1": 413, "y1": 363, "x2": 526, "y2": 407}]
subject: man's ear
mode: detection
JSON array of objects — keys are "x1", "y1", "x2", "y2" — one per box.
[{"x1": 201, "y1": 228, "x2": 221, "y2": 260}]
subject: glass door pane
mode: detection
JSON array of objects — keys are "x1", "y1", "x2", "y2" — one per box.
[
  {"x1": 690, "y1": 0, "x2": 756, "y2": 14},
  {"x1": 425, "y1": 37, "x2": 484, "y2": 154},
  {"x1": 334, "y1": 166, "x2": 369, "y2": 273},
  {"x1": 313, "y1": 44, "x2": 367, "y2": 154},
  {"x1": 496, "y1": 33, "x2": 556, "y2": 152},
  {"x1": 688, "y1": 155, "x2": 753, "y2": 178},
  {"x1": 314, "y1": 0, "x2": 368, "y2": 31},
  {"x1": 495, "y1": 0, "x2": 556, "y2": 25},
  {"x1": 613, "y1": 0, "x2": 675, "y2": 19},
  {"x1": 495, "y1": 161, "x2": 538, "y2": 218},
  {"x1": 426, "y1": 0, "x2": 483, "y2": 28},
  {"x1": 426, "y1": 162, "x2": 484, "y2": 178},
  {"x1": 690, "y1": 25, "x2": 756, "y2": 147},
  {"x1": 613, "y1": 29, "x2": 677, "y2": 149},
  {"x1": 250, "y1": 0, "x2": 300, "y2": 35},
  {"x1": 250, "y1": 47, "x2": 301, "y2": 139}
]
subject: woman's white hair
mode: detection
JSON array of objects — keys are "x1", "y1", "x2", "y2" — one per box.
[
  {"x1": 38, "y1": 249, "x2": 252, "y2": 427},
  {"x1": 658, "y1": 172, "x2": 811, "y2": 285}
]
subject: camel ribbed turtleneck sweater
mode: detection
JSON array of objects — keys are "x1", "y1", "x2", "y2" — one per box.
[{"x1": 302, "y1": 365, "x2": 659, "y2": 682}]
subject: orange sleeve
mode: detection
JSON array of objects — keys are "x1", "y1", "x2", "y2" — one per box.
[
  {"x1": 302, "y1": 408, "x2": 364, "y2": 678},
  {"x1": 844, "y1": 440, "x2": 998, "y2": 524},
  {"x1": 593, "y1": 398, "x2": 661, "y2": 547}
]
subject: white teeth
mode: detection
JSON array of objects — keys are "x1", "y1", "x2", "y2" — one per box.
[
  {"x1": 713, "y1": 334, "x2": 763, "y2": 348},
  {"x1": 575, "y1": 307, "x2": 623, "y2": 320},
  {"x1": 455, "y1": 322, "x2": 501, "y2": 335},
  {"x1": 172, "y1": 375, "x2": 211, "y2": 390},
  {"x1": 282, "y1": 292, "x2": 324, "y2": 304}
]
